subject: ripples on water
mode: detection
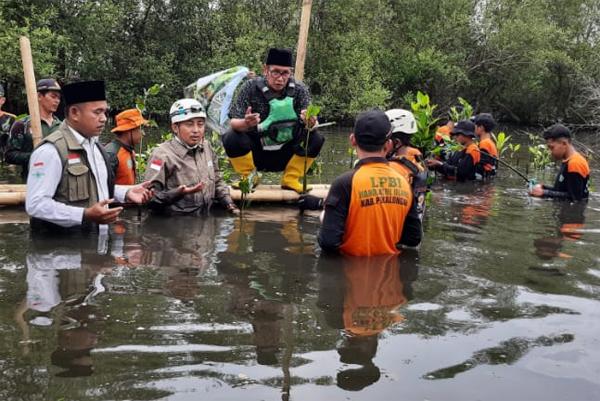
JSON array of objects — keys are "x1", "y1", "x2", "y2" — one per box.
[{"x1": 0, "y1": 133, "x2": 599, "y2": 400}]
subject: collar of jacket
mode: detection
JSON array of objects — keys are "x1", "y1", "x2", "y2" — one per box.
[
  {"x1": 172, "y1": 136, "x2": 203, "y2": 158},
  {"x1": 355, "y1": 156, "x2": 388, "y2": 168}
]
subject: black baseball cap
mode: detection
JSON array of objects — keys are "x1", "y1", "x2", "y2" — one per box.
[
  {"x1": 543, "y1": 123, "x2": 571, "y2": 140},
  {"x1": 354, "y1": 109, "x2": 392, "y2": 147},
  {"x1": 36, "y1": 78, "x2": 61, "y2": 92},
  {"x1": 451, "y1": 120, "x2": 476, "y2": 137}
]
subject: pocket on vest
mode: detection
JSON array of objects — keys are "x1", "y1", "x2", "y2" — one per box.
[{"x1": 67, "y1": 164, "x2": 91, "y2": 201}]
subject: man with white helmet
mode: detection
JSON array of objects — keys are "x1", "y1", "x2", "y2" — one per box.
[
  {"x1": 145, "y1": 98, "x2": 238, "y2": 215},
  {"x1": 384, "y1": 109, "x2": 425, "y2": 178},
  {"x1": 385, "y1": 109, "x2": 427, "y2": 222}
]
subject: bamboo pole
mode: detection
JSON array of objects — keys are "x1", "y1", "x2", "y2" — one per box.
[
  {"x1": 294, "y1": 0, "x2": 313, "y2": 82},
  {"x1": 19, "y1": 36, "x2": 43, "y2": 147},
  {"x1": 0, "y1": 184, "x2": 330, "y2": 205}
]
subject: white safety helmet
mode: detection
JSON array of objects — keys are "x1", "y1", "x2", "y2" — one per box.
[
  {"x1": 385, "y1": 108, "x2": 418, "y2": 135},
  {"x1": 169, "y1": 98, "x2": 207, "y2": 124}
]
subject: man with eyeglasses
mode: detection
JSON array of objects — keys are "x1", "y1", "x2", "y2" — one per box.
[
  {"x1": 105, "y1": 108, "x2": 148, "y2": 185},
  {"x1": 144, "y1": 98, "x2": 238, "y2": 215},
  {"x1": 223, "y1": 47, "x2": 324, "y2": 193}
]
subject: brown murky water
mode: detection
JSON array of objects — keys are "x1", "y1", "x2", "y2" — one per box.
[{"x1": 0, "y1": 131, "x2": 599, "y2": 400}]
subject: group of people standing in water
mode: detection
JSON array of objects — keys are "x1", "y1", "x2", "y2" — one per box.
[{"x1": 0, "y1": 47, "x2": 591, "y2": 258}]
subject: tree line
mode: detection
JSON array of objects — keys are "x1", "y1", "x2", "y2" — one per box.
[{"x1": 1, "y1": 0, "x2": 599, "y2": 125}]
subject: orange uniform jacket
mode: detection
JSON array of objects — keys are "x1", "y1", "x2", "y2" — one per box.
[
  {"x1": 478, "y1": 137, "x2": 498, "y2": 174},
  {"x1": 435, "y1": 142, "x2": 480, "y2": 181},
  {"x1": 105, "y1": 140, "x2": 136, "y2": 185},
  {"x1": 542, "y1": 151, "x2": 590, "y2": 201},
  {"x1": 318, "y1": 157, "x2": 422, "y2": 256}
]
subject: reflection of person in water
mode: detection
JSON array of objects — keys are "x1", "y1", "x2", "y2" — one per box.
[
  {"x1": 534, "y1": 202, "x2": 587, "y2": 260},
  {"x1": 15, "y1": 233, "x2": 121, "y2": 376},
  {"x1": 218, "y1": 209, "x2": 317, "y2": 365},
  {"x1": 459, "y1": 185, "x2": 496, "y2": 227},
  {"x1": 317, "y1": 253, "x2": 419, "y2": 391},
  {"x1": 137, "y1": 215, "x2": 227, "y2": 302}
]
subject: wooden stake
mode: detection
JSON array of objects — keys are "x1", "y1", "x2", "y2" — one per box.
[
  {"x1": 19, "y1": 36, "x2": 43, "y2": 147},
  {"x1": 295, "y1": 0, "x2": 313, "y2": 82}
]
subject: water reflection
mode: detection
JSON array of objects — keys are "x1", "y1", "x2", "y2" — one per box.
[
  {"x1": 533, "y1": 202, "x2": 587, "y2": 262},
  {"x1": 219, "y1": 209, "x2": 317, "y2": 368},
  {"x1": 318, "y1": 252, "x2": 418, "y2": 391},
  {"x1": 17, "y1": 233, "x2": 118, "y2": 377}
]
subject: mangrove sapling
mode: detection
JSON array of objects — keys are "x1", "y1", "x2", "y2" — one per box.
[
  {"x1": 410, "y1": 91, "x2": 439, "y2": 156},
  {"x1": 449, "y1": 97, "x2": 473, "y2": 122},
  {"x1": 526, "y1": 133, "x2": 553, "y2": 170},
  {"x1": 302, "y1": 104, "x2": 321, "y2": 193},
  {"x1": 492, "y1": 131, "x2": 522, "y2": 161}
]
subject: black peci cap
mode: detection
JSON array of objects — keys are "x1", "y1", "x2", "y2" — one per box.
[
  {"x1": 354, "y1": 109, "x2": 392, "y2": 147},
  {"x1": 265, "y1": 48, "x2": 293, "y2": 67},
  {"x1": 62, "y1": 80, "x2": 106, "y2": 106}
]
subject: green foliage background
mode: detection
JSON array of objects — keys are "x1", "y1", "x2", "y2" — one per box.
[{"x1": 1, "y1": 0, "x2": 600, "y2": 124}]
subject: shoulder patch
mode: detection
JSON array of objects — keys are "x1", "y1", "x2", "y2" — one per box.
[{"x1": 150, "y1": 158, "x2": 163, "y2": 171}]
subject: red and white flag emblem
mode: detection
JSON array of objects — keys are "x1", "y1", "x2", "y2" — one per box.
[
  {"x1": 68, "y1": 153, "x2": 81, "y2": 165},
  {"x1": 150, "y1": 159, "x2": 163, "y2": 171}
]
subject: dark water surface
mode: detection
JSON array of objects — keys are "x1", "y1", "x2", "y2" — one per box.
[{"x1": 1, "y1": 131, "x2": 600, "y2": 401}]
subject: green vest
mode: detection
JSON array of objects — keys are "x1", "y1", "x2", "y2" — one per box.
[
  {"x1": 256, "y1": 79, "x2": 299, "y2": 149},
  {"x1": 30, "y1": 122, "x2": 115, "y2": 233}
]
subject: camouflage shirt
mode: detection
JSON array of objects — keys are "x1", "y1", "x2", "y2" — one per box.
[
  {"x1": 0, "y1": 111, "x2": 16, "y2": 153},
  {"x1": 5, "y1": 115, "x2": 61, "y2": 179}
]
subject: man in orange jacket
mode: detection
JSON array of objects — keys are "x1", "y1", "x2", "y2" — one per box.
[
  {"x1": 529, "y1": 124, "x2": 590, "y2": 201},
  {"x1": 426, "y1": 120, "x2": 481, "y2": 182},
  {"x1": 105, "y1": 108, "x2": 148, "y2": 185},
  {"x1": 473, "y1": 113, "x2": 498, "y2": 177},
  {"x1": 318, "y1": 109, "x2": 422, "y2": 256}
]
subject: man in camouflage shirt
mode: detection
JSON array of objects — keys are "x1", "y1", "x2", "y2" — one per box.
[
  {"x1": 6, "y1": 79, "x2": 62, "y2": 180},
  {"x1": 0, "y1": 83, "x2": 16, "y2": 157}
]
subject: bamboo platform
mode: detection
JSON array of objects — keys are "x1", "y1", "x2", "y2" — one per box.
[{"x1": 0, "y1": 184, "x2": 330, "y2": 206}]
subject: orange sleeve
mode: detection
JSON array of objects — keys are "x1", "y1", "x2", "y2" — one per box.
[
  {"x1": 466, "y1": 144, "x2": 481, "y2": 165},
  {"x1": 479, "y1": 139, "x2": 498, "y2": 158},
  {"x1": 567, "y1": 153, "x2": 590, "y2": 178}
]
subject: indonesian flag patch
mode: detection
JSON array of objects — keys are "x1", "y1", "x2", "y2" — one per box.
[
  {"x1": 68, "y1": 153, "x2": 81, "y2": 165},
  {"x1": 150, "y1": 159, "x2": 163, "y2": 171},
  {"x1": 33, "y1": 161, "x2": 44, "y2": 168}
]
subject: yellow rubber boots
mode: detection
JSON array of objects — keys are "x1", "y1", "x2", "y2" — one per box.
[
  {"x1": 229, "y1": 152, "x2": 260, "y2": 189},
  {"x1": 281, "y1": 154, "x2": 315, "y2": 193}
]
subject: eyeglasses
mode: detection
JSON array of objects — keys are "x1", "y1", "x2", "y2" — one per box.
[{"x1": 268, "y1": 69, "x2": 292, "y2": 79}]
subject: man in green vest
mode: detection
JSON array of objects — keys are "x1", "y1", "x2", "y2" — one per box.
[
  {"x1": 5, "y1": 78, "x2": 62, "y2": 180},
  {"x1": 222, "y1": 47, "x2": 324, "y2": 193},
  {"x1": 25, "y1": 80, "x2": 152, "y2": 234}
]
